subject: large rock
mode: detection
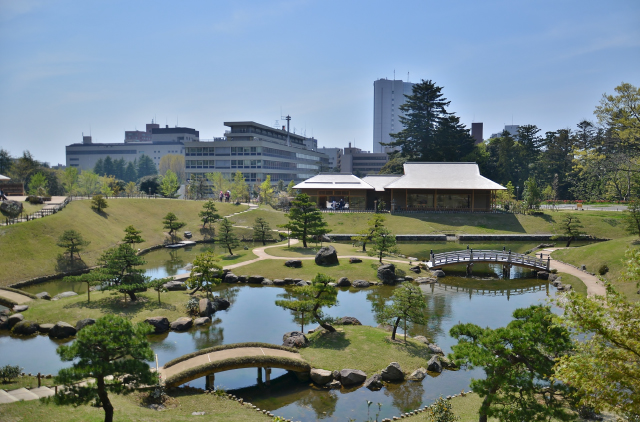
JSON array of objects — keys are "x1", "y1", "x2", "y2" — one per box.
[
  {"x1": 428, "y1": 344, "x2": 444, "y2": 355},
  {"x1": 336, "y1": 277, "x2": 351, "y2": 287},
  {"x1": 296, "y1": 280, "x2": 310, "y2": 286},
  {"x1": 310, "y1": 368, "x2": 333, "y2": 385},
  {"x1": 145, "y1": 317, "x2": 170, "y2": 334},
  {"x1": 283, "y1": 331, "x2": 308, "y2": 348},
  {"x1": 261, "y1": 279, "x2": 274, "y2": 286},
  {"x1": 427, "y1": 355, "x2": 443, "y2": 373},
  {"x1": 408, "y1": 367, "x2": 427, "y2": 381},
  {"x1": 363, "y1": 373, "x2": 383, "y2": 391},
  {"x1": 194, "y1": 317, "x2": 211, "y2": 326},
  {"x1": 0, "y1": 315, "x2": 9, "y2": 330},
  {"x1": 537, "y1": 271, "x2": 550, "y2": 280},
  {"x1": 11, "y1": 320, "x2": 39, "y2": 335},
  {"x1": 35, "y1": 292, "x2": 51, "y2": 300},
  {"x1": 75, "y1": 318, "x2": 96, "y2": 331},
  {"x1": 315, "y1": 246, "x2": 339, "y2": 266},
  {"x1": 409, "y1": 266, "x2": 421, "y2": 274},
  {"x1": 12, "y1": 304, "x2": 28, "y2": 312},
  {"x1": 413, "y1": 335, "x2": 429, "y2": 344},
  {"x1": 439, "y1": 356, "x2": 457, "y2": 369},
  {"x1": 381, "y1": 362, "x2": 404, "y2": 381},
  {"x1": 377, "y1": 264, "x2": 397, "y2": 285},
  {"x1": 165, "y1": 280, "x2": 188, "y2": 291},
  {"x1": 170, "y1": 317, "x2": 193, "y2": 331},
  {"x1": 7, "y1": 313, "x2": 24, "y2": 328},
  {"x1": 223, "y1": 273, "x2": 239, "y2": 284},
  {"x1": 284, "y1": 260, "x2": 302, "y2": 268},
  {"x1": 416, "y1": 277, "x2": 437, "y2": 284},
  {"x1": 273, "y1": 279, "x2": 287, "y2": 286},
  {"x1": 212, "y1": 297, "x2": 230, "y2": 311},
  {"x1": 349, "y1": 257, "x2": 362, "y2": 264},
  {"x1": 432, "y1": 270, "x2": 446, "y2": 277},
  {"x1": 339, "y1": 369, "x2": 367, "y2": 386},
  {"x1": 352, "y1": 280, "x2": 370, "y2": 288},
  {"x1": 548, "y1": 273, "x2": 559, "y2": 282},
  {"x1": 199, "y1": 299, "x2": 212, "y2": 316},
  {"x1": 25, "y1": 195, "x2": 44, "y2": 204},
  {"x1": 0, "y1": 200, "x2": 23, "y2": 217},
  {"x1": 49, "y1": 321, "x2": 77, "y2": 339},
  {"x1": 336, "y1": 316, "x2": 362, "y2": 326},
  {"x1": 38, "y1": 323, "x2": 54, "y2": 333},
  {"x1": 52, "y1": 291, "x2": 78, "y2": 300},
  {"x1": 328, "y1": 380, "x2": 341, "y2": 389},
  {"x1": 248, "y1": 275, "x2": 264, "y2": 284}
]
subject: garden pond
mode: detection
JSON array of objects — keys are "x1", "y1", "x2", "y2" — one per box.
[{"x1": 1, "y1": 241, "x2": 572, "y2": 421}]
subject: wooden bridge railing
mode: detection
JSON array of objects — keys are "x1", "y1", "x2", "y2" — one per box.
[{"x1": 428, "y1": 249, "x2": 550, "y2": 271}]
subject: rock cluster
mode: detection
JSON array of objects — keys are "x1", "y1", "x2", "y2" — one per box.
[
  {"x1": 377, "y1": 264, "x2": 397, "y2": 285},
  {"x1": 335, "y1": 316, "x2": 362, "y2": 326},
  {"x1": 315, "y1": 246, "x2": 339, "y2": 266},
  {"x1": 282, "y1": 331, "x2": 309, "y2": 348}
]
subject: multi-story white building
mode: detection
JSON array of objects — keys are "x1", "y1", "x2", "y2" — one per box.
[
  {"x1": 65, "y1": 125, "x2": 197, "y2": 171},
  {"x1": 183, "y1": 121, "x2": 327, "y2": 188},
  {"x1": 373, "y1": 78, "x2": 414, "y2": 153},
  {"x1": 317, "y1": 147, "x2": 342, "y2": 172},
  {"x1": 339, "y1": 143, "x2": 389, "y2": 176}
]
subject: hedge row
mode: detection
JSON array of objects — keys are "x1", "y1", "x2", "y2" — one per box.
[
  {"x1": 163, "y1": 342, "x2": 299, "y2": 368},
  {"x1": 164, "y1": 355, "x2": 310, "y2": 387},
  {"x1": 0, "y1": 287, "x2": 39, "y2": 300}
]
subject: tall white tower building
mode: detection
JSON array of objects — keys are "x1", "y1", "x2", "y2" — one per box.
[{"x1": 373, "y1": 78, "x2": 415, "y2": 153}]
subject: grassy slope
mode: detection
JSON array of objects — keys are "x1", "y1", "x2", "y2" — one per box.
[
  {"x1": 0, "y1": 199, "x2": 248, "y2": 286},
  {"x1": 228, "y1": 258, "x2": 414, "y2": 282},
  {"x1": 557, "y1": 272, "x2": 588, "y2": 296},
  {"x1": 0, "y1": 391, "x2": 271, "y2": 422},
  {"x1": 553, "y1": 236, "x2": 639, "y2": 299},
  {"x1": 300, "y1": 325, "x2": 433, "y2": 375},
  {"x1": 263, "y1": 243, "x2": 369, "y2": 258},
  {"x1": 227, "y1": 205, "x2": 289, "y2": 228}
]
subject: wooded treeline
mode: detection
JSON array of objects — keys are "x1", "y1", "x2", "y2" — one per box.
[{"x1": 383, "y1": 81, "x2": 640, "y2": 201}]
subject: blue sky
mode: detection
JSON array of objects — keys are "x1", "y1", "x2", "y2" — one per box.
[{"x1": 1, "y1": 0, "x2": 638, "y2": 165}]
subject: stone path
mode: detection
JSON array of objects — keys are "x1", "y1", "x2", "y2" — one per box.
[
  {"x1": 0, "y1": 288, "x2": 33, "y2": 304},
  {"x1": 542, "y1": 248, "x2": 607, "y2": 296}
]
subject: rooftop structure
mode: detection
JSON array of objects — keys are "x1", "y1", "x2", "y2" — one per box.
[{"x1": 340, "y1": 143, "x2": 389, "y2": 176}]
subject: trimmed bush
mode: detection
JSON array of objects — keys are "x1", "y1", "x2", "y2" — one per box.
[
  {"x1": 598, "y1": 263, "x2": 609, "y2": 275},
  {"x1": 164, "y1": 342, "x2": 299, "y2": 368}
]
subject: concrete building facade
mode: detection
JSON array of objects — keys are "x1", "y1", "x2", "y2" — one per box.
[
  {"x1": 183, "y1": 121, "x2": 327, "y2": 187},
  {"x1": 373, "y1": 78, "x2": 414, "y2": 153},
  {"x1": 317, "y1": 147, "x2": 342, "y2": 172},
  {"x1": 339, "y1": 143, "x2": 389, "y2": 176}
]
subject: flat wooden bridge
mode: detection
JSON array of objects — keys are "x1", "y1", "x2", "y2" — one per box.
[{"x1": 426, "y1": 249, "x2": 550, "y2": 276}]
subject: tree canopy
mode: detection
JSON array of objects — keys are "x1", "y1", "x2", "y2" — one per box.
[
  {"x1": 55, "y1": 315, "x2": 156, "y2": 422},
  {"x1": 284, "y1": 193, "x2": 328, "y2": 248},
  {"x1": 56, "y1": 229, "x2": 90, "y2": 262},
  {"x1": 376, "y1": 283, "x2": 427, "y2": 342},
  {"x1": 162, "y1": 212, "x2": 186, "y2": 243},
  {"x1": 217, "y1": 218, "x2": 239, "y2": 255},
  {"x1": 252, "y1": 216, "x2": 273, "y2": 245},
  {"x1": 185, "y1": 251, "x2": 223, "y2": 298}
]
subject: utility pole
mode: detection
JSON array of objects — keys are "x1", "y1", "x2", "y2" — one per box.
[{"x1": 282, "y1": 115, "x2": 291, "y2": 146}]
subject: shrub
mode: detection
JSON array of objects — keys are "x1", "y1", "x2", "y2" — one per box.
[
  {"x1": 426, "y1": 396, "x2": 459, "y2": 422},
  {"x1": 186, "y1": 298, "x2": 199, "y2": 316},
  {"x1": 395, "y1": 268, "x2": 406, "y2": 279},
  {"x1": 598, "y1": 264, "x2": 609, "y2": 275},
  {"x1": 0, "y1": 364, "x2": 22, "y2": 383}
]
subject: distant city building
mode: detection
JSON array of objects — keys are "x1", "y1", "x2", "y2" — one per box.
[
  {"x1": 65, "y1": 124, "x2": 195, "y2": 171},
  {"x1": 183, "y1": 121, "x2": 327, "y2": 187},
  {"x1": 373, "y1": 78, "x2": 415, "y2": 153},
  {"x1": 490, "y1": 124, "x2": 519, "y2": 139},
  {"x1": 471, "y1": 122, "x2": 483, "y2": 144},
  {"x1": 339, "y1": 143, "x2": 389, "y2": 176},
  {"x1": 317, "y1": 147, "x2": 342, "y2": 172},
  {"x1": 124, "y1": 121, "x2": 159, "y2": 143}
]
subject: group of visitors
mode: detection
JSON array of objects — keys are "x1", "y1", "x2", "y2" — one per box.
[
  {"x1": 331, "y1": 198, "x2": 346, "y2": 210},
  {"x1": 218, "y1": 190, "x2": 231, "y2": 202},
  {"x1": 0, "y1": 188, "x2": 7, "y2": 201}
]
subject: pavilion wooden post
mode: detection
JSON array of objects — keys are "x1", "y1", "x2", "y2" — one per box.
[
  {"x1": 472, "y1": 190, "x2": 475, "y2": 212},
  {"x1": 405, "y1": 189, "x2": 408, "y2": 211},
  {"x1": 435, "y1": 189, "x2": 438, "y2": 209}
]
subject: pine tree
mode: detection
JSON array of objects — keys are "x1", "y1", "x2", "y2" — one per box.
[
  {"x1": 122, "y1": 225, "x2": 144, "y2": 245},
  {"x1": 91, "y1": 194, "x2": 108, "y2": 213},
  {"x1": 275, "y1": 289, "x2": 315, "y2": 332},
  {"x1": 376, "y1": 284, "x2": 427, "y2": 342},
  {"x1": 252, "y1": 216, "x2": 273, "y2": 245},
  {"x1": 199, "y1": 200, "x2": 221, "y2": 230},
  {"x1": 368, "y1": 227, "x2": 398, "y2": 263},
  {"x1": 162, "y1": 212, "x2": 186, "y2": 243},
  {"x1": 55, "y1": 315, "x2": 157, "y2": 422},
  {"x1": 94, "y1": 244, "x2": 149, "y2": 301},
  {"x1": 185, "y1": 251, "x2": 223, "y2": 298},
  {"x1": 137, "y1": 154, "x2": 157, "y2": 178},
  {"x1": 284, "y1": 193, "x2": 328, "y2": 248},
  {"x1": 113, "y1": 158, "x2": 125, "y2": 180},
  {"x1": 56, "y1": 230, "x2": 90, "y2": 261},
  {"x1": 93, "y1": 158, "x2": 104, "y2": 176},
  {"x1": 103, "y1": 156, "x2": 114, "y2": 177},
  {"x1": 217, "y1": 218, "x2": 239, "y2": 255},
  {"x1": 123, "y1": 161, "x2": 137, "y2": 183},
  {"x1": 560, "y1": 214, "x2": 584, "y2": 247},
  {"x1": 351, "y1": 214, "x2": 386, "y2": 252}
]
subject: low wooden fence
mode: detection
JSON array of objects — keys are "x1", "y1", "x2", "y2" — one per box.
[{"x1": 2, "y1": 197, "x2": 72, "y2": 226}]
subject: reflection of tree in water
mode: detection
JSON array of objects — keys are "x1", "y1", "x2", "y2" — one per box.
[
  {"x1": 384, "y1": 380, "x2": 425, "y2": 413},
  {"x1": 149, "y1": 333, "x2": 177, "y2": 353},
  {"x1": 191, "y1": 317, "x2": 224, "y2": 349},
  {"x1": 163, "y1": 249, "x2": 186, "y2": 276},
  {"x1": 296, "y1": 389, "x2": 338, "y2": 419},
  {"x1": 366, "y1": 287, "x2": 395, "y2": 322},
  {"x1": 218, "y1": 286, "x2": 241, "y2": 304},
  {"x1": 276, "y1": 289, "x2": 314, "y2": 332}
]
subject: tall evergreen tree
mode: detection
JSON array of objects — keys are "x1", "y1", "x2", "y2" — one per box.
[
  {"x1": 103, "y1": 156, "x2": 114, "y2": 177},
  {"x1": 56, "y1": 230, "x2": 90, "y2": 262},
  {"x1": 252, "y1": 216, "x2": 273, "y2": 245},
  {"x1": 93, "y1": 158, "x2": 105, "y2": 176},
  {"x1": 137, "y1": 154, "x2": 157, "y2": 178},
  {"x1": 122, "y1": 225, "x2": 144, "y2": 245},
  {"x1": 284, "y1": 193, "x2": 328, "y2": 248},
  {"x1": 123, "y1": 161, "x2": 137, "y2": 183},
  {"x1": 199, "y1": 199, "x2": 221, "y2": 230},
  {"x1": 217, "y1": 218, "x2": 240, "y2": 255},
  {"x1": 376, "y1": 283, "x2": 428, "y2": 342},
  {"x1": 113, "y1": 158, "x2": 125, "y2": 180},
  {"x1": 94, "y1": 244, "x2": 148, "y2": 301},
  {"x1": 162, "y1": 212, "x2": 186, "y2": 243}
]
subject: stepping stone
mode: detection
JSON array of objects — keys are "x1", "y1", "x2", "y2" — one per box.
[
  {"x1": 8, "y1": 388, "x2": 40, "y2": 401},
  {"x1": 30, "y1": 386, "x2": 55, "y2": 398},
  {"x1": 0, "y1": 390, "x2": 18, "y2": 403}
]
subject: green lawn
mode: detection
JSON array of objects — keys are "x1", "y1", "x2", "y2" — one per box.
[
  {"x1": 300, "y1": 325, "x2": 434, "y2": 375},
  {"x1": 556, "y1": 272, "x2": 588, "y2": 296},
  {"x1": 227, "y1": 205, "x2": 289, "y2": 228},
  {"x1": 228, "y1": 257, "x2": 414, "y2": 282},
  {"x1": 263, "y1": 243, "x2": 369, "y2": 258},
  {"x1": 0, "y1": 199, "x2": 248, "y2": 287},
  {"x1": 553, "y1": 236, "x2": 639, "y2": 299},
  {"x1": 0, "y1": 390, "x2": 271, "y2": 422},
  {"x1": 1, "y1": 375, "x2": 57, "y2": 391}
]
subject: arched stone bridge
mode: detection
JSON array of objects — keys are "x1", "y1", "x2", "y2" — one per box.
[
  {"x1": 426, "y1": 249, "x2": 550, "y2": 276},
  {"x1": 158, "y1": 343, "x2": 310, "y2": 388}
]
